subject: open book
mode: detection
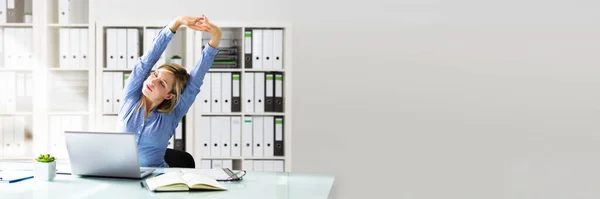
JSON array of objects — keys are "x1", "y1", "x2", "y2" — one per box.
[{"x1": 143, "y1": 172, "x2": 227, "y2": 192}]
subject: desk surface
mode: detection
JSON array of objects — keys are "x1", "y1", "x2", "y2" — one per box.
[{"x1": 0, "y1": 161, "x2": 335, "y2": 199}]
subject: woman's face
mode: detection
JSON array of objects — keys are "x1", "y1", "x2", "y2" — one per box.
[{"x1": 142, "y1": 70, "x2": 176, "y2": 101}]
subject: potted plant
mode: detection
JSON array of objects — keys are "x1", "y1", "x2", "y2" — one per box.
[
  {"x1": 34, "y1": 154, "x2": 56, "y2": 181},
  {"x1": 170, "y1": 55, "x2": 182, "y2": 65},
  {"x1": 24, "y1": 12, "x2": 33, "y2": 23}
]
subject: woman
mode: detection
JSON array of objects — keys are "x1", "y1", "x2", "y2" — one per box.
[{"x1": 118, "y1": 15, "x2": 221, "y2": 167}]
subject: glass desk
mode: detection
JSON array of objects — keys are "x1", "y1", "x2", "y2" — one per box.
[{"x1": 0, "y1": 161, "x2": 335, "y2": 199}]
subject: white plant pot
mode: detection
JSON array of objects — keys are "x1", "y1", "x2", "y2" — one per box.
[
  {"x1": 171, "y1": 58, "x2": 182, "y2": 65},
  {"x1": 34, "y1": 161, "x2": 56, "y2": 181}
]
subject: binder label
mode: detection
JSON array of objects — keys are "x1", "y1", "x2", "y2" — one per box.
[
  {"x1": 244, "y1": 31, "x2": 252, "y2": 54},
  {"x1": 275, "y1": 118, "x2": 283, "y2": 141}
]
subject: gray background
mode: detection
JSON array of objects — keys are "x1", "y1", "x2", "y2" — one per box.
[{"x1": 94, "y1": 0, "x2": 600, "y2": 198}]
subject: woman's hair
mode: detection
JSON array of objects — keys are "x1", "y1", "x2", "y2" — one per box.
[{"x1": 137, "y1": 63, "x2": 190, "y2": 114}]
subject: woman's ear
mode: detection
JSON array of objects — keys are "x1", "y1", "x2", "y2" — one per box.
[{"x1": 165, "y1": 93, "x2": 175, "y2": 100}]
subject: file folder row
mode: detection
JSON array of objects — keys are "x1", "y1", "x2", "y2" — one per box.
[
  {"x1": 199, "y1": 159, "x2": 233, "y2": 170},
  {"x1": 0, "y1": 0, "x2": 33, "y2": 23},
  {"x1": 143, "y1": 28, "x2": 166, "y2": 70},
  {"x1": 0, "y1": 72, "x2": 32, "y2": 113},
  {"x1": 1, "y1": 28, "x2": 33, "y2": 68},
  {"x1": 195, "y1": 72, "x2": 241, "y2": 113},
  {"x1": 106, "y1": 28, "x2": 141, "y2": 70},
  {"x1": 209, "y1": 46, "x2": 239, "y2": 68},
  {"x1": 102, "y1": 72, "x2": 129, "y2": 114},
  {"x1": 49, "y1": 71, "x2": 88, "y2": 112},
  {"x1": 244, "y1": 29, "x2": 283, "y2": 69},
  {"x1": 195, "y1": 30, "x2": 239, "y2": 68},
  {"x1": 194, "y1": 116, "x2": 284, "y2": 158},
  {"x1": 58, "y1": 0, "x2": 88, "y2": 24},
  {"x1": 244, "y1": 72, "x2": 284, "y2": 113},
  {"x1": 49, "y1": 115, "x2": 87, "y2": 159},
  {"x1": 59, "y1": 28, "x2": 89, "y2": 68},
  {"x1": 243, "y1": 160, "x2": 284, "y2": 172},
  {"x1": 0, "y1": 116, "x2": 27, "y2": 158}
]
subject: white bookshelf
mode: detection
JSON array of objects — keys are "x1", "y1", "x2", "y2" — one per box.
[
  {"x1": 0, "y1": 0, "x2": 95, "y2": 160},
  {"x1": 102, "y1": 68, "x2": 133, "y2": 72},
  {"x1": 47, "y1": 23, "x2": 90, "y2": 28},
  {"x1": 0, "y1": 112, "x2": 33, "y2": 116},
  {"x1": 0, "y1": 23, "x2": 34, "y2": 27},
  {"x1": 47, "y1": 112, "x2": 89, "y2": 116},
  {"x1": 208, "y1": 69, "x2": 244, "y2": 72},
  {"x1": 0, "y1": 0, "x2": 36, "y2": 160},
  {"x1": 190, "y1": 25, "x2": 292, "y2": 172},
  {"x1": 38, "y1": 0, "x2": 95, "y2": 161},
  {"x1": 0, "y1": 68, "x2": 33, "y2": 72},
  {"x1": 48, "y1": 68, "x2": 89, "y2": 71},
  {"x1": 245, "y1": 69, "x2": 285, "y2": 72}
]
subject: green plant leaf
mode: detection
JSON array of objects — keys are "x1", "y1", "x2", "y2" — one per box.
[{"x1": 35, "y1": 153, "x2": 56, "y2": 162}]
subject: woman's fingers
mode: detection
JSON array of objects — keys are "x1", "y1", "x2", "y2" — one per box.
[
  {"x1": 188, "y1": 24, "x2": 211, "y2": 32},
  {"x1": 201, "y1": 14, "x2": 209, "y2": 23},
  {"x1": 182, "y1": 15, "x2": 211, "y2": 32},
  {"x1": 199, "y1": 24, "x2": 211, "y2": 32},
  {"x1": 183, "y1": 16, "x2": 205, "y2": 26}
]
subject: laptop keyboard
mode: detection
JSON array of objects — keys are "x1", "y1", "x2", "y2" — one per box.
[{"x1": 140, "y1": 169, "x2": 154, "y2": 176}]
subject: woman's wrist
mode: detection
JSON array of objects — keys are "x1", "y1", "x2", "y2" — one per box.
[
  {"x1": 168, "y1": 17, "x2": 183, "y2": 33},
  {"x1": 209, "y1": 33, "x2": 221, "y2": 48},
  {"x1": 212, "y1": 27, "x2": 222, "y2": 36}
]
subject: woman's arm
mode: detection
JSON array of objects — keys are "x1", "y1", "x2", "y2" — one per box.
[{"x1": 173, "y1": 16, "x2": 222, "y2": 120}]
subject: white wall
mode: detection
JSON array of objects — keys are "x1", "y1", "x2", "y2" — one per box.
[
  {"x1": 95, "y1": 0, "x2": 600, "y2": 198},
  {"x1": 92, "y1": 0, "x2": 292, "y2": 22}
]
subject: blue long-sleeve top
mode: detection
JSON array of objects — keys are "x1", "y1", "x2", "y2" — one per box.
[{"x1": 118, "y1": 26, "x2": 218, "y2": 167}]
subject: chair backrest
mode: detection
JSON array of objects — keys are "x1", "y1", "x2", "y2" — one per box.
[{"x1": 164, "y1": 148, "x2": 196, "y2": 168}]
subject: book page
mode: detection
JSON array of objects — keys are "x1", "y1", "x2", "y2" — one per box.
[
  {"x1": 145, "y1": 172, "x2": 189, "y2": 191},
  {"x1": 181, "y1": 168, "x2": 232, "y2": 181},
  {"x1": 181, "y1": 173, "x2": 227, "y2": 190}
]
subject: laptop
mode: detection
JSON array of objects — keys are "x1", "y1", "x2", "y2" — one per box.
[{"x1": 64, "y1": 131, "x2": 155, "y2": 179}]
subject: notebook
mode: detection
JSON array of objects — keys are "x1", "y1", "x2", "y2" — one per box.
[{"x1": 142, "y1": 172, "x2": 227, "y2": 192}]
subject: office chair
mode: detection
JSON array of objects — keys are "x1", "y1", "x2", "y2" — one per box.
[{"x1": 164, "y1": 148, "x2": 196, "y2": 168}]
